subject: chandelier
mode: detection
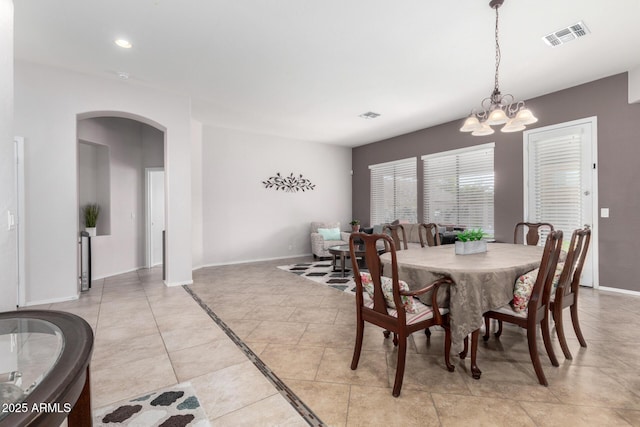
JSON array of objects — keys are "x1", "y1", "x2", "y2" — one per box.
[{"x1": 460, "y1": 0, "x2": 537, "y2": 136}]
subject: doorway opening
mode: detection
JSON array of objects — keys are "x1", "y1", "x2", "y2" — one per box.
[{"x1": 76, "y1": 112, "x2": 166, "y2": 284}]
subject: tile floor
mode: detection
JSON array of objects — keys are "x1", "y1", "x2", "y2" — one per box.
[{"x1": 35, "y1": 256, "x2": 640, "y2": 426}]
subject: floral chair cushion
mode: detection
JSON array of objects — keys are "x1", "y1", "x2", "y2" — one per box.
[
  {"x1": 359, "y1": 272, "x2": 418, "y2": 313},
  {"x1": 512, "y1": 262, "x2": 564, "y2": 313}
]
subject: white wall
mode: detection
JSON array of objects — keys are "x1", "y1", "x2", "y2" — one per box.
[
  {"x1": 201, "y1": 126, "x2": 352, "y2": 265},
  {"x1": 0, "y1": 0, "x2": 16, "y2": 312},
  {"x1": 14, "y1": 62, "x2": 193, "y2": 305}
]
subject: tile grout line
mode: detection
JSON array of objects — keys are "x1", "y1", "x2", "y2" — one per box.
[{"x1": 183, "y1": 285, "x2": 327, "y2": 427}]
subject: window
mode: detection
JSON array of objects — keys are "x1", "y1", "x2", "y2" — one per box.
[
  {"x1": 369, "y1": 158, "x2": 417, "y2": 225},
  {"x1": 422, "y1": 143, "x2": 495, "y2": 236}
]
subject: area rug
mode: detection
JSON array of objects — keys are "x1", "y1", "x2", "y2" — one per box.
[
  {"x1": 93, "y1": 382, "x2": 210, "y2": 426},
  {"x1": 277, "y1": 262, "x2": 358, "y2": 294}
]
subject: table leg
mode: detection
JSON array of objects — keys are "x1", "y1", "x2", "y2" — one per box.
[
  {"x1": 470, "y1": 329, "x2": 482, "y2": 380},
  {"x1": 68, "y1": 365, "x2": 92, "y2": 427},
  {"x1": 340, "y1": 254, "x2": 347, "y2": 277}
]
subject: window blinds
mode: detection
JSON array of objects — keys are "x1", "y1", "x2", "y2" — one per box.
[
  {"x1": 528, "y1": 131, "x2": 583, "y2": 235},
  {"x1": 369, "y1": 158, "x2": 417, "y2": 225},
  {"x1": 422, "y1": 143, "x2": 495, "y2": 236}
]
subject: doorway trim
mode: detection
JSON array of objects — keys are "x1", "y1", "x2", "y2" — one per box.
[
  {"x1": 522, "y1": 116, "x2": 599, "y2": 288},
  {"x1": 145, "y1": 167, "x2": 165, "y2": 269},
  {"x1": 15, "y1": 137, "x2": 26, "y2": 307}
]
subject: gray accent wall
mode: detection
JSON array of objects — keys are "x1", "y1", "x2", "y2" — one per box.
[{"x1": 352, "y1": 73, "x2": 640, "y2": 292}]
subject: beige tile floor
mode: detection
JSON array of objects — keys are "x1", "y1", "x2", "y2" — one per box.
[{"x1": 37, "y1": 256, "x2": 640, "y2": 426}]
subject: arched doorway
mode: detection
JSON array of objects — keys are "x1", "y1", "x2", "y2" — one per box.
[{"x1": 76, "y1": 111, "x2": 166, "y2": 284}]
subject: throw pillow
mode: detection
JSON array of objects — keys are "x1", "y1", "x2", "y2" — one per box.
[
  {"x1": 359, "y1": 272, "x2": 418, "y2": 313},
  {"x1": 513, "y1": 268, "x2": 539, "y2": 313},
  {"x1": 317, "y1": 227, "x2": 341, "y2": 241}
]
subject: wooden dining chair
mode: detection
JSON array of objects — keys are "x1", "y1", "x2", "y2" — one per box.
[
  {"x1": 513, "y1": 222, "x2": 554, "y2": 246},
  {"x1": 482, "y1": 229, "x2": 563, "y2": 386},
  {"x1": 418, "y1": 223, "x2": 441, "y2": 338},
  {"x1": 349, "y1": 232, "x2": 454, "y2": 397},
  {"x1": 419, "y1": 223, "x2": 441, "y2": 248},
  {"x1": 383, "y1": 223, "x2": 408, "y2": 250},
  {"x1": 550, "y1": 226, "x2": 591, "y2": 359}
]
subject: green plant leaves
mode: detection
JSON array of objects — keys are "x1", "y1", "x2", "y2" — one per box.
[{"x1": 456, "y1": 228, "x2": 485, "y2": 242}]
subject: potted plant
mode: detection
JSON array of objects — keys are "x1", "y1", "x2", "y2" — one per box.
[
  {"x1": 349, "y1": 219, "x2": 360, "y2": 232},
  {"x1": 83, "y1": 204, "x2": 100, "y2": 237},
  {"x1": 455, "y1": 228, "x2": 487, "y2": 255}
]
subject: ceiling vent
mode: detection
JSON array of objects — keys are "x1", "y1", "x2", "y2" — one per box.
[
  {"x1": 359, "y1": 111, "x2": 381, "y2": 119},
  {"x1": 542, "y1": 21, "x2": 590, "y2": 47}
]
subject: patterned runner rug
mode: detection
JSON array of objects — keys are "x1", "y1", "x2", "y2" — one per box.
[
  {"x1": 93, "y1": 382, "x2": 210, "y2": 426},
  {"x1": 277, "y1": 262, "x2": 358, "y2": 294}
]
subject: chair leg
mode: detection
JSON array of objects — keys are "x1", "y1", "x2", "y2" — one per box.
[
  {"x1": 351, "y1": 319, "x2": 364, "y2": 370},
  {"x1": 392, "y1": 333, "x2": 408, "y2": 397},
  {"x1": 541, "y1": 314, "x2": 559, "y2": 367},
  {"x1": 527, "y1": 326, "x2": 548, "y2": 386},
  {"x1": 495, "y1": 319, "x2": 503, "y2": 338},
  {"x1": 425, "y1": 327, "x2": 431, "y2": 337},
  {"x1": 483, "y1": 316, "x2": 491, "y2": 341},
  {"x1": 570, "y1": 303, "x2": 588, "y2": 348},
  {"x1": 383, "y1": 330, "x2": 390, "y2": 339},
  {"x1": 554, "y1": 307, "x2": 573, "y2": 360},
  {"x1": 393, "y1": 332, "x2": 399, "y2": 346},
  {"x1": 459, "y1": 335, "x2": 469, "y2": 359},
  {"x1": 470, "y1": 329, "x2": 482, "y2": 380},
  {"x1": 444, "y1": 326, "x2": 454, "y2": 372}
]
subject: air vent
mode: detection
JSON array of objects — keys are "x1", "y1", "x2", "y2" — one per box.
[
  {"x1": 359, "y1": 111, "x2": 381, "y2": 119},
  {"x1": 542, "y1": 21, "x2": 590, "y2": 47}
]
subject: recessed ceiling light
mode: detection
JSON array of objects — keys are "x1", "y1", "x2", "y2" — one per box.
[
  {"x1": 116, "y1": 71, "x2": 130, "y2": 80},
  {"x1": 115, "y1": 39, "x2": 132, "y2": 49},
  {"x1": 359, "y1": 111, "x2": 381, "y2": 119}
]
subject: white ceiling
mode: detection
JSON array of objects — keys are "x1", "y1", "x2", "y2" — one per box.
[{"x1": 13, "y1": 0, "x2": 640, "y2": 147}]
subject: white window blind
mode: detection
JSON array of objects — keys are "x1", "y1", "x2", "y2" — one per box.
[
  {"x1": 369, "y1": 158, "x2": 417, "y2": 225},
  {"x1": 528, "y1": 130, "x2": 583, "y2": 236},
  {"x1": 422, "y1": 143, "x2": 495, "y2": 236}
]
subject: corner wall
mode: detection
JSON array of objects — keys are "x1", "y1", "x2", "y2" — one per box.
[
  {"x1": 352, "y1": 73, "x2": 640, "y2": 292},
  {"x1": 200, "y1": 126, "x2": 352, "y2": 266}
]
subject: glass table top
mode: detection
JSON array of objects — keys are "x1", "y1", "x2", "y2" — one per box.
[{"x1": 0, "y1": 318, "x2": 64, "y2": 419}]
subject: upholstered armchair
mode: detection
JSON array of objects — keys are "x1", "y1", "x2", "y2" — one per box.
[{"x1": 310, "y1": 221, "x2": 351, "y2": 258}]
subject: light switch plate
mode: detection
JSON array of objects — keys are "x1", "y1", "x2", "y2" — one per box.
[{"x1": 600, "y1": 208, "x2": 609, "y2": 218}]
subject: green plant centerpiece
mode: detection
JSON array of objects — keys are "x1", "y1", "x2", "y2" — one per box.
[
  {"x1": 83, "y1": 204, "x2": 100, "y2": 236},
  {"x1": 349, "y1": 219, "x2": 360, "y2": 231},
  {"x1": 455, "y1": 228, "x2": 487, "y2": 255},
  {"x1": 456, "y1": 228, "x2": 485, "y2": 242}
]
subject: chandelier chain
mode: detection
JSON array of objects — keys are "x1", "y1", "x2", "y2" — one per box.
[{"x1": 494, "y1": 6, "x2": 501, "y2": 94}]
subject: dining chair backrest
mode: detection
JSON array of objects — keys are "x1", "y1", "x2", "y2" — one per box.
[
  {"x1": 350, "y1": 232, "x2": 400, "y2": 317},
  {"x1": 419, "y1": 223, "x2": 441, "y2": 247},
  {"x1": 383, "y1": 223, "x2": 408, "y2": 251},
  {"x1": 527, "y1": 229, "x2": 564, "y2": 319},
  {"x1": 514, "y1": 222, "x2": 555, "y2": 246},
  {"x1": 554, "y1": 227, "x2": 591, "y2": 299}
]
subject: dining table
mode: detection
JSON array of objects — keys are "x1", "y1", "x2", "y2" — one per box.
[{"x1": 380, "y1": 242, "x2": 544, "y2": 378}]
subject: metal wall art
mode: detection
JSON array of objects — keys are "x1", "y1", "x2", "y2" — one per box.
[{"x1": 262, "y1": 172, "x2": 316, "y2": 192}]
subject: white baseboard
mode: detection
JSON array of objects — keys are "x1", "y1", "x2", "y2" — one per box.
[
  {"x1": 24, "y1": 294, "x2": 79, "y2": 307},
  {"x1": 92, "y1": 265, "x2": 146, "y2": 281},
  {"x1": 165, "y1": 279, "x2": 194, "y2": 287},
  {"x1": 597, "y1": 286, "x2": 640, "y2": 297}
]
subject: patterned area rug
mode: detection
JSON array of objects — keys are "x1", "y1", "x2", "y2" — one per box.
[
  {"x1": 93, "y1": 382, "x2": 210, "y2": 426},
  {"x1": 278, "y1": 262, "x2": 358, "y2": 293}
]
